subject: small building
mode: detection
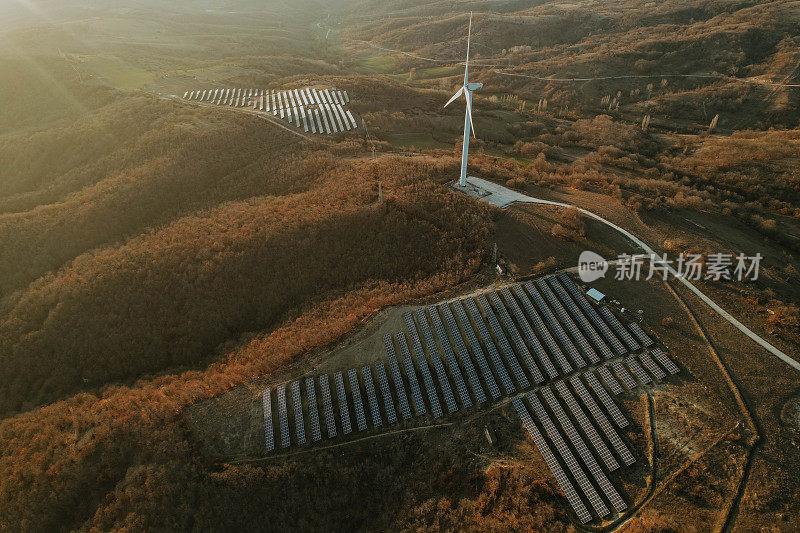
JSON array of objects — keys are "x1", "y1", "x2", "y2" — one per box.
[{"x1": 586, "y1": 288, "x2": 606, "y2": 302}]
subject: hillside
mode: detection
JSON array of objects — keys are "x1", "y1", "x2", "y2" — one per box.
[{"x1": 0, "y1": 0, "x2": 798, "y2": 530}]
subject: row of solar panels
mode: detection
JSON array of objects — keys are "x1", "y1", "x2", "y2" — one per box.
[
  {"x1": 182, "y1": 87, "x2": 357, "y2": 134},
  {"x1": 183, "y1": 87, "x2": 349, "y2": 109},
  {"x1": 514, "y1": 352, "x2": 679, "y2": 524},
  {"x1": 260, "y1": 277, "x2": 678, "y2": 451}
]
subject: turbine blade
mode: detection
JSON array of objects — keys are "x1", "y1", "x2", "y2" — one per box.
[
  {"x1": 466, "y1": 91, "x2": 476, "y2": 137},
  {"x1": 444, "y1": 86, "x2": 464, "y2": 108}
]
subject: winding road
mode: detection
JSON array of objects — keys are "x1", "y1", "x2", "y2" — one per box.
[{"x1": 464, "y1": 176, "x2": 800, "y2": 373}]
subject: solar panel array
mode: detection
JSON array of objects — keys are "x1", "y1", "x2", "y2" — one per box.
[
  {"x1": 384, "y1": 334, "x2": 413, "y2": 419},
  {"x1": 547, "y1": 277, "x2": 614, "y2": 359},
  {"x1": 512, "y1": 285, "x2": 573, "y2": 374},
  {"x1": 598, "y1": 306, "x2": 641, "y2": 352},
  {"x1": 182, "y1": 86, "x2": 356, "y2": 135},
  {"x1": 277, "y1": 384, "x2": 290, "y2": 448},
  {"x1": 348, "y1": 369, "x2": 368, "y2": 432},
  {"x1": 426, "y1": 306, "x2": 475, "y2": 407},
  {"x1": 477, "y1": 294, "x2": 530, "y2": 388},
  {"x1": 554, "y1": 381, "x2": 619, "y2": 472},
  {"x1": 628, "y1": 321, "x2": 655, "y2": 347},
  {"x1": 375, "y1": 362, "x2": 397, "y2": 424},
  {"x1": 397, "y1": 332, "x2": 426, "y2": 416},
  {"x1": 464, "y1": 297, "x2": 515, "y2": 394},
  {"x1": 452, "y1": 300, "x2": 501, "y2": 399},
  {"x1": 625, "y1": 355, "x2": 652, "y2": 385},
  {"x1": 291, "y1": 381, "x2": 306, "y2": 445},
  {"x1": 501, "y1": 287, "x2": 560, "y2": 380},
  {"x1": 527, "y1": 393, "x2": 610, "y2": 518},
  {"x1": 305, "y1": 377, "x2": 322, "y2": 442},
  {"x1": 639, "y1": 352, "x2": 667, "y2": 380},
  {"x1": 540, "y1": 388, "x2": 627, "y2": 513},
  {"x1": 402, "y1": 317, "x2": 444, "y2": 418},
  {"x1": 525, "y1": 281, "x2": 586, "y2": 368},
  {"x1": 362, "y1": 366, "x2": 383, "y2": 428},
  {"x1": 409, "y1": 310, "x2": 458, "y2": 413},
  {"x1": 334, "y1": 372, "x2": 352, "y2": 435},
  {"x1": 651, "y1": 347, "x2": 680, "y2": 374},
  {"x1": 570, "y1": 376, "x2": 635, "y2": 466},
  {"x1": 534, "y1": 279, "x2": 600, "y2": 364},
  {"x1": 513, "y1": 397, "x2": 592, "y2": 524},
  {"x1": 597, "y1": 366, "x2": 625, "y2": 395},
  {"x1": 489, "y1": 291, "x2": 545, "y2": 383},
  {"x1": 611, "y1": 360, "x2": 638, "y2": 390},
  {"x1": 258, "y1": 274, "x2": 683, "y2": 466},
  {"x1": 584, "y1": 373, "x2": 629, "y2": 428},
  {"x1": 558, "y1": 274, "x2": 627, "y2": 356},
  {"x1": 319, "y1": 374, "x2": 337, "y2": 438},
  {"x1": 262, "y1": 388, "x2": 274, "y2": 452}
]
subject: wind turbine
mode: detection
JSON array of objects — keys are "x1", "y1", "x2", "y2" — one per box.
[{"x1": 444, "y1": 12, "x2": 482, "y2": 188}]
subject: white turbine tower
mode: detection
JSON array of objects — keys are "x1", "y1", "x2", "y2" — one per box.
[{"x1": 444, "y1": 12, "x2": 482, "y2": 188}]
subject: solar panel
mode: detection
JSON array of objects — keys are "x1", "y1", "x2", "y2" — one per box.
[
  {"x1": 375, "y1": 362, "x2": 397, "y2": 424},
  {"x1": 334, "y1": 372, "x2": 352, "y2": 435},
  {"x1": 362, "y1": 366, "x2": 383, "y2": 427},
  {"x1": 584, "y1": 373, "x2": 629, "y2": 428},
  {"x1": 325, "y1": 105, "x2": 340, "y2": 133},
  {"x1": 512, "y1": 284, "x2": 573, "y2": 374},
  {"x1": 401, "y1": 317, "x2": 443, "y2": 418},
  {"x1": 307, "y1": 108, "x2": 316, "y2": 134},
  {"x1": 512, "y1": 398, "x2": 592, "y2": 524},
  {"x1": 435, "y1": 303, "x2": 487, "y2": 404},
  {"x1": 396, "y1": 332, "x2": 426, "y2": 416},
  {"x1": 383, "y1": 334, "x2": 412, "y2": 419},
  {"x1": 625, "y1": 355, "x2": 651, "y2": 385},
  {"x1": 464, "y1": 298, "x2": 515, "y2": 394},
  {"x1": 526, "y1": 393, "x2": 610, "y2": 518},
  {"x1": 262, "y1": 388, "x2": 274, "y2": 452},
  {"x1": 305, "y1": 377, "x2": 321, "y2": 442},
  {"x1": 569, "y1": 376, "x2": 634, "y2": 466},
  {"x1": 651, "y1": 348, "x2": 679, "y2": 374},
  {"x1": 276, "y1": 384, "x2": 290, "y2": 448},
  {"x1": 540, "y1": 388, "x2": 627, "y2": 513},
  {"x1": 347, "y1": 368, "x2": 367, "y2": 431},
  {"x1": 488, "y1": 291, "x2": 544, "y2": 384},
  {"x1": 546, "y1": 277, "x2": 614, "y2": 359},
  {"x1": 628, "y1": 322, "x2": 655, "y2": 347},
  {"x1": 598, "y1": 366, "x2": 624, "y2": 395},
  {"x1": 319, "y1": 374, "x2": 337, "y2": 438},
  {"x1": 501, "y1": 287, "x2": 560, "y2": 380},
  {"x1": 524, "y1": 281, "x2": 586, "y2": 368},
  {"x1": 639, "y1": 352, "x2": 667, "y2": 380},
  {"x1": 343, "y1": 90, "x2": 350, "y2": 103},
  {"x1": 610, "y1": 360, "x2": 637, "y2": 390},
  {"x1": 554, "y1": 381, "x2": 619, "y2": 471},
  {"x1": 437, "y1": 301, "x2": 490, "y2": 403},
  {"x1": 410, "y1": 310, "x2": 459, "y2": 413},
  {"x1": 557, "y1": 274, "x2": 626, "y2": 355},
  {"x1": 291, "y1": 381, "x2": 306, "y2": 445},
  {"x1": 346, "y1": 110, "x2": 358, "y2": 129},
  {"x1": 476, "y1": 294, "x2": 530, "y2": 389},
  {"x1": 423, "y1": 306, "x2": 475, "y2": 407},
  {"x1": 598, "y1": 307, "x2": 641, "y2": 351},
  {"x1": 348, "y1": 369, "x2": 368, "y2": 431}
]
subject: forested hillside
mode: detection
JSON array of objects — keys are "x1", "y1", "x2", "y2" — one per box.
[{"x1": 0, "y1": 0, "x2": 798, "y2": 529}]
